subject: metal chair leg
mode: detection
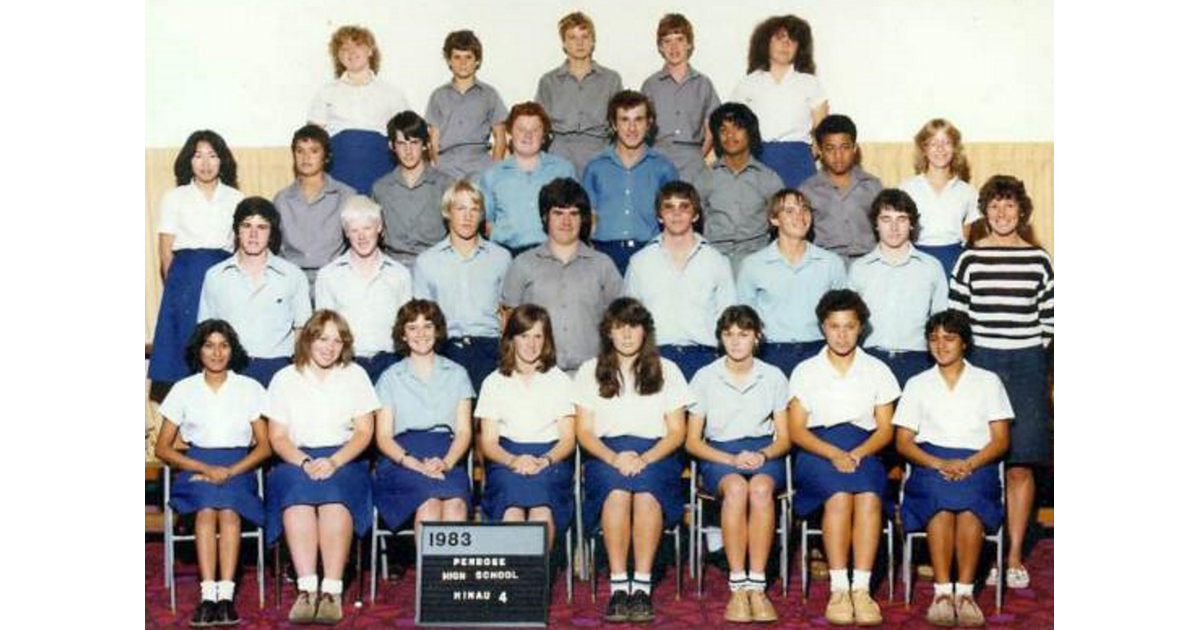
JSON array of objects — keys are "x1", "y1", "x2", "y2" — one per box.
[
  {"x1": 903, "y1": 534, "x2": 913, "y2": 605},
  {"x1": 800, "y1": 520, "x2": 809, "y2": 600},
  {"x1": 566, "y1": 526, "x2": 574, "y2": 603},
  {"x1": 257, "y1": 527, "x2": 266, "y2": 608},
  {"x1": 887, "y1": 521, "x2": 895, "y2": 601},
  {"x1": 674, "y1": 527, "x2": 682, "y2": 600}
]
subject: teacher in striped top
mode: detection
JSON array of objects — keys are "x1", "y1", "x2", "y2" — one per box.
[{"x1": 948, "y1": 175, "x2": 1053, "y2": 591}]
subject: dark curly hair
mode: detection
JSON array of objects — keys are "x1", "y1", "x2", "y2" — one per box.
[
  {"x1": 816, "y1": 289, "x2": 870, "y2": 327},
  {"x1": 747, "y1": 15, "x2": 816, "y2": 74},
  {"x1": 392, "y1": 299, "x2": 447, "y2": 356},
  {"x1": 925, "y1": 310, "x2": 974, "y2": 355}
]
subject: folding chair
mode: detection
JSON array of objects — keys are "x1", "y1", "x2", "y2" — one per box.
[{"x1": 797, "y1": 500, "x2": 896, "y2": 601}]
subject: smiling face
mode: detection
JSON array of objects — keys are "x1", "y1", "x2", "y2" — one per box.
[
  {"x1": 821, "y1": 309, "x2": 862, "y2": 358},
  {"x1": 718, "y1": 120, "x2": 750, "y2": 159},
  {"x1": 923, "y1": 130, "x2": 955, "y2": 171},
  {"x1": 292, "y1": 138, "x2": 326, "y2": 178},
  {"x1": 609, "y1": 322, "x2": 646, "y2": 358},
  {"x1": 562, "y1": 25, "x2": 595, "y2": 61},
  {"x1": 985, "y1": 197, "x2": 1022, "y2": 238},
  {"x1": 720, "y1": 324, "x2": 759, "y2": 362},
  {"x1": 770, "y1": 193, "x2": 812, "y2": 240},
  {"x1": 513, "y1": 321, "x2": 546, "y2": 371},
  {"x1": 818, "y1": 133, "x2": 857, "y2": 176},
  {"x1": 191, "y1": 141, "x2": 221, "y2": 185},
  {"x1": 547, "y1": 205, "x2": 582, "y2": 246},
  {"x1": 447, "y1": 48, "x2": 479, "y2": 81},
  {"x1": 391, "y1": 132, "x2": 426, "y2": 170},
  {"x1": 344, "y1": 218, "x2": 381, "y2": 258},
  {"x1": 310, "y1": 321, "x2": 345, "y2": 369},
  {"x1": 199, "y1": 331, "x2": 232, "y2": 375},
  {"x1": 402, "y1": 315, "x2": 437, "y2": 357},
  {"x1": 337, "y1": 40, "x2": 373, "y2": 74},
  {"x1": 447, "y1": 192, "x2": 483, "y2": 240},
  {"x1": 236, "y1": 214, "x2": 272, "y2": 256},
  {"x1": 658, "y1": 32, "x2": 692, "y2": 66},
  {"x1": 876, "y1": 206, "x2": 914, "y2": 249},
  {"x1": 927, "y1": 326, "x2": 966, "y2": 368},
  {"x1": 510, "y1": 115, "x2": 545, "y2": 159},
  {"x1": 658, "y1": 195, "x2": 698, "y2": 238},
  {"x1": 614, "y1": 104, "x2": 650, "y2": 151}
]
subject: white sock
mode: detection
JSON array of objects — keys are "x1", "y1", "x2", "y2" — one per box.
[
  {"x1": 933, "y1": 582, "x2": 953, "y2": 597},
  {"x1": 321, "y1": 578, "x2": 343, "y2": 595},
  {"x1": 610, "y1": 573, "x2": 629, "y2": 594},
  {"x1": 829, "y1": 569, "x2": 850, "y2": 592},
  {"x1": 297, "y1": 574, "x2": 319, "y2": 593},
  {"x1": 200, "y1": 580, "x2": 217, "y2": 602},
  {"x1": 747, "y1": 571, "x2": 767, "y2": 592},
  {"x1": 729, "y1": 570, "x2": 748, "y2": 592},
  {"x1": 631, "y1": 572, "x2": 652, "y2": 595},
  {"x1": 852, "y1": 569, "x2": 872, "y2": 592},
  {"x1": 955, "y1": 582, "x2": 974, "y2": 598},
  {"x1": 216, "y1": 580, "x2": 235, "y2": 601}
]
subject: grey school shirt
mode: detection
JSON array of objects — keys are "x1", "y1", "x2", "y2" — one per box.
[
  {"x1": 695, "y1": 157, "x2": 784, "y2": 263},
  {"x1": 799, "y1": 166, "x2": 883, "y2": 260},
  {"x1": 425, "y1": 80, "x2": 508, "y2": 179},
  {"x1": 273, "y1": 175, "x2": 356, "y2": 273},
  {"x1": 641, "y1": 65, "x2": 721, "y2": 182},
  {"x1": 371, "y1": 165, "x2": 453, "y2": 266}
]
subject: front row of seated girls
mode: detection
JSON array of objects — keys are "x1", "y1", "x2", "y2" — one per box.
[{"x1": 156, "y1": 293, "x2": 1012, "y2": 628}]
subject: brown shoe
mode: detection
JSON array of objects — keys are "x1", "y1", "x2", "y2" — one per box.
[
  {"x1": 724, "y1": 590, "x2": 752, "y2": 623},
  {"x1": 747, "y1": 590, "x2": 778, "y2": 622},
  {"x1": 287, "y1": 591, "x2": 317, "y2": 624},
  {"x1": 312, "y1": 593, "x2": 343, "y2": 625},
  {"x1": 956, "y1": 594, "x2": 986, "y2": 627},
  {"x1": 824, "y1": 590, "x2": 854, "y2": 626},
  {"x1": 850, "y1": 589, "x2": 883, "y2": 626},
  {"x1": 925, "y1": 594, "x2": 956, "y2": 627}
]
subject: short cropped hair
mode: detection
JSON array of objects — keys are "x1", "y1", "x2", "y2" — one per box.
[
  {"x1": 439, "y1": 179, "x2": 485, "y2": 222},
  {"x1": 185, "y1": 319, "x2": 250, "y2": 374},
  {"x1": 975, "y1": 175, "x2": 1038, "y2": 245},
  {"x1": 174, "y1": 130, "x2": 238, "y2": 188},
  {"x1": 816, "y1": 289, "x2": 870, "y2": 327},
  {"x1": 538, "y1": 178, "x2": 593, "y2": 242},
  {"x1": 655, "y1": 180, "x2": 704, "y2": 233},
  {"x1": 657, "y1": 13, "x2": 694, "y2": 45},
  {"x1": 747, "y1": 15, "x2": 816, "y2": 74},
  {"x1": 392, "y1": 299, "x2": 448, "y2": 356},
  {"x1": 505, "y1": 102, "x2": 553, "y2": 150},
  {"x1": 606, "y1": 90, "x2": 657, "y2": 145},
  {"x1": 925, "y1": 310, "x2": 974, "y2": 354},
  {"x1": 232, "y1": 197, "x2": 282, "y2": 255},
  {"x1": 714, "y1": 304, "x2": 766, "y2": 350},
  {"x1": 386, "y1": 110, "x2": 433, "y2": 162},
  {"x1": 328, "y1": 25, "x2": 380, "y2": 76},
  {"x1": 293, "y1": 310, "x2": 356, "y2": 370},
  {"x1": 813, "y1": 114, "x2": 857, "y2": 145},
  {"x1": 558, "y1": 11, "x2": 595, "y2": 40},
  {"x1": 290, "y1": 124, "x2": 331, "y2": 173},
  {"x1": 340, "y1": 195, "x2": 382, "y2": 227},
  {"x1": 708, "y1": 102, "x2": 764, "y2": 158},
  {"x1": 868, "y1": 188, "x2": 921, "y2": 241},
  {"x1": 443, "y1": 29, "x2": 483, "y2": 64},
  {"x1": 498, "y1": 304, "x2": 558, "y2": 376}
]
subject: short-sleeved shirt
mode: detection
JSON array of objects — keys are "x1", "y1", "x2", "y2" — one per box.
[
  {"x1": 478, "y1": 153, "x2": 577, "y2": 249},
  {"x1": 640, "y1": 65, "x2": 721, "y2": 150},
  {"x1": 573, "y1": 357, "x2": 695, "y2": 439},
  {"x1": 158, "y1": 371, "x2": 265, "y2": 448},
  {"x1": 308, "y1": 71, "x2": 410, "y2": 137},
  {"x1": 475, "y1": 367, "x2": 575, "y2": 443},
  {"x1": 800, "y1": 166, "x2": 884, "y2": 259},
  {"x1": 156, "y1": 181, "x2": 244, "y2": 251},
  {"x1": 273, "y1": 175, "x2": 356, "y2": 271},
  {"x1": 535, "y1": 61, "x2": 623, "y2": 139},
  {"x1": 425, "y1": 80, "x2": 507, "y2": 153},
  {"x1": 892, "y1": 361, "x2": 1013, "y2": 450},
  {"x1": 500, "y1": 243, "x2": 623, "y2": 371},
  {"x1": 371, "y1": 166, "x2": 453, "y2": 262},
  {"x1": 313, "y1": 252, "x2": 413, "y2": 356},
  {"x1": 198, "y1": 254, "x2": 312, "y2": 358},
  {"x1": 265, "y1": 362, "x2": 381, "y2": 448},
  {"x1": 788, "y1": 348, "x2": 900, "y2": 431},
  {"x1": 695, "y1": 157, "x2": 785, "y2": 254},
  {"x1": 623, "y1": 235, "x2": 737, "y2": 347},
  {"x1": 583, "y1": 146, "x2": 678, "y2": 242},
  {"x1": 375, "y1": 355, "x2": 475, "y2": 435},
  {"x1": 898, "y1": 175, "x2": 981, "y2": 247},
  {"x1": 847, "y1": 246, "x2": 948, "y2": 351},
  {"x1": 689, "y1": 358, "x2": 789, "y2": 442},
  {"x1": 736, "y1": 241, "x2": 846, "y2": 343},
  {"x1": 412, "y1": 237, "x2": 511, "y2": 338},
  {"x1": 729, "y1": 69, "x2": 827, "y2": 144}
]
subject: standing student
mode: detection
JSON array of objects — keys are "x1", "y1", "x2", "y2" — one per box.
[
  {"x1": 265, "y1": 311, "x2": 380, "y2": 625},
  {"x1": 425, "y1": 30, "x2": 508, "y2": 180},
  {"x1": 685, "y1": 306, "x2": 790, "y2": 623},
  {"x1": 309, "y1": 25, "x2": 410, "y2": 194},
  {"x1": 899, "y1": 119, "x2": 980, "y2": 278},
  {"x1": 314, "y1": 195, "x2": 413, "y2": 383},
  {"x1": 949, "y1": 175, "x2": 1053, "y2": 591},
  {"x1": 788, "y1": 289, "x2": 899, "y2": 626},
  {"x1": 575, "y1": 298, "x2": 695, "y2": 624},
  {"x1": 800, "y1": 114, "x2": 883, "y2": 268},
  {"x1": 639, "y1": 13, "x2": 721, "y2": 185},
  {"x1": 149, "y1": 130, "x2": 243, "y2": 398},
  {"x1": 730, "y1": 15, "x2": 828, "y2": 189},
  {"x1": 274, "y1": 124, "x2": 356, "y2": 287},
  {"x1": 583, "y1": 90, "x2": 679, "y2": 274},
  {"x1": 536, "y1": 11, "x2": 623, "y2": 176},
  {"x1": 895, "y1": 310, "x2": 1012, "y2": 628},
  {"x1": 371, "y1": 111, "x2": 453, "y2": 268},
  {"x1": 154, "y1": 320, "x2": 271, "y2": 628},
  {"x1": 198, "y1": 198, "x2": 311, "y2": 388}
]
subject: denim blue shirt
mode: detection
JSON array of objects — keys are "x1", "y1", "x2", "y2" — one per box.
[
  {"x1": 478, "y1": 153, "x2": 576, "y2": 249},
  {"x1": 375, "y1": 355, "x2": 475, "y2": 435},
  {"x1": 582, "y1": 146, "x2": 678, "y2": 242},
  {"x1": 849, "y1": 246, "x2": 949, "y2": 351},
  {"x1": 736, "y1": 241, "x2": 846, "y2": 344},
  {"x1": 412, "y1": 237, "x2": 511, "y2": 337},
  {"x1": 198, "y1": 254, "x2": 312, "y2": 358}
]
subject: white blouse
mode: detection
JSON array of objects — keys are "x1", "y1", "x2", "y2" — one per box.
[
  {"x1": 789, "y1": 348, "x2": 900, "y2": 431},
  {"x1": 573, "y1": 357, "x2": 695, "y2": 439},
  {"x1": 265, "y1": 363, "x2": 380, "y2": 448},
  {"x1": 475, "y1": 366, "x2": 575, "y2": 443}
]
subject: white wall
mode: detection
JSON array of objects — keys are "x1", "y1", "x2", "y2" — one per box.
[{"x1": 146, "y1": 0, "x2": 1052, "y2": 147}]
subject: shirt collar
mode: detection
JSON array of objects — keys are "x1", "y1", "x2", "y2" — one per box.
[
  {"x1": 649, "y1": 233, "x2": 708, "y2": 261},
  {"x1": 713, "y1": 156, "x2": 767, "y2": 175},
  {"x1": 860, "y1": 244, "x2": 920, "y2": 266},
  {"x1": 817, "y1": 346, "x2": 866, "y2": 377},
  {"x1": 385, "y1": 166, "x2": 436, "y2": 189},
  {"x1": 765, "y1": 239, "x2": 826, "y2": 267},
  {"x1": 331, "y1": 250, "x2": 396, "y2": 269},
  {"x1": 715, "y1": 359, "x2": 767, "y2": 392},
  {"x1": 553, "y1": 60, "x2": 602, "y2": 80},
  {"x1": 337, "y1": 69, "x2": 377, "y2": 85},
  {"x1": 652, "y1": 64, "x2": 699, "y2": 83}
]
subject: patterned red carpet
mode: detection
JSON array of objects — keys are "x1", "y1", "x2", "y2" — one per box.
[{"x1": 146, "y1": 538, "x2": 1051, "y2": 628}]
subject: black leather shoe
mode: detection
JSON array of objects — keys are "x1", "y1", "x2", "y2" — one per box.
[
  {"x1": 627, "y1": 591, "x2": 655, "y2": 623},
  {"x1": 214, "y1": 599, "x2": 240, "y2": 626},
  {"x1": 190, "y1": 600, "x2": 218, "y2": 627},
  {"x1": 603, "y1": 591, "x2": 629, "y2": 623}
]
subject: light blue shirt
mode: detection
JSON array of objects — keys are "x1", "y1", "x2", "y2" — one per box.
[
  {"x1": 375, "y1": 355, "x2": 475, "y2": 435},
  {"x1": 582, "y1": 146, "x2": 678, "y2": 242},
  {"x1": 478, "y1": 152, "x2": 576, "y2": 249},
  {"x1": 736, "y1": 241, "x2": 846, "y2": 344},
  {"x1": 624, "y1": 235, "x2": 736, "y2": 347},
  {"x1": 689, "y1": 358, "x2": 789, "y2": 442},
  {"x1": 313, "y1": 252, "x2": 413, "y2": 356},
  {"x1": 412, "y1": 237, "x2": 511, "y2": 337},
  {"x1": 198, "y1": 254, "x2": 312, "y2": 358},
  {"x1": 847, "y1": 245, "x2": 948, "y2": 351}
]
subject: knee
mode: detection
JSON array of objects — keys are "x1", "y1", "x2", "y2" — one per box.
[
  {"x1": 218, "y1": 509, "x2": 241, "y2": 527},
  {"x1": 632, "y1": 493, "x2": 663, "y2": 519},
  {"x1": 195, "y1": 509, "x2": 217, "y2": 526},
  {"x1": 603, "y1": 491, "x2": 632, "y2": 514},
  {"x1": 825, "y1": 493, "x2": 853, "y2": 516},
  {"x1": 748, "y1": 478, "x2": 775, "y2": 506},
  {"x1": 722, "y1": 478, "x2": 749, "y2": 505},
  {"x1": 1008, "y1": 467, "x2": 1034, "y2": 484}
]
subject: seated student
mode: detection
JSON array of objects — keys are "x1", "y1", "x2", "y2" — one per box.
[
  {"x1": 848, "y1": 189, "x2": 948, "y2": 388},
  {"x1": 536, "y1": 11, "x2": 623, "y2": 176},
  {"x1": 574, "y1": 298, "x2": 694, "y2": 624},
  {"x1": 737, "y1": 189, "x2": 845, "y2": 377},
  {"x1": 373, "y1": 300, "x2": 474, "y2": 535},
  {"x1": 308, "y1": 25, "x2": 410, "y2": 194},
  {"x1": 412, "y1": 180, "x2": 512, "y2": 393},
  {"x1": 800, "y1": 114, "x2": 883, "y2": 268},
  {"x1": 198, "y1": 197, "x2": 312, "y2": 388},
  {"x1": 640, "y1": 13, "x2": 721, "y2": 185},
  {"x1": 154, "y1": 319, "x2": 272, "y2": 628},
  {"x1": 899, "y1": 118, "x2": 980, "y2": 278},
  {"x1": 695, "y1": 102, "x2": 786, "y2": 271},
  {"x1": 583, "y1": 90, "x2": 678, "y2": 274},
  {"x1": 425, "y1": 30, "x2": 508, "y2": 180},
  {"x1": 624, "y1": 181, "x2": 737, "y2": 381},
  {"x1": 371, "y1": 111, "x2": 453, "y2": 268},
  {"x1": 265, "y1": 310, "x2": 380, "y2": 625},
  {"x1": 478, "y1": 102, "x2": 577, "y2": 255},
  {"x1": 788, "y1": 289, "x2": 899, "y2": 627},
  {"x1": 501, "y1": 178, "x2": 623, "y2": 374},
  {"x1": 476, "y1": 304, "x2": 577, "y2": 547},
  {"x1": 895, "y1": 310, "x2": 1012, "y2": 628},
  {"x1": 274, "y1": 124, "x2": 356, "y2": 287},
  {"x1": 730, "y1": 15, "x2": 829, "y2": 189},
  {"x1": 314, "y1": 195, "x2": 413, "y2": 383},
  {"x1": 685, "y1": 305, "x2": 790, "y2": 623}
]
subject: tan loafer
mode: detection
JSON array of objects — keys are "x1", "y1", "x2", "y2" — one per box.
[
  {"x1": 747, "y1": 590, "x2": 778, "y2": 622},
  {"x1": 850, "y1": 589, "x2": 883, "y2": 626},
  {"x1": 825, "y1": 590, "x2": 855, "y2": 626},
  {"x1": 312, "y1": 593, "x2": 343, "y2": 625},
  {"x1": 724, "y1": 590, "x2": 752, "y2": 623},
  {"x1": 925, "y1": 594, "x2": 956, "y2": 627},
  {"x1": 956, "y1": 594, "x2": 986, "y2": 627},
  {"x1": 287, "y1": 591, "x2": 317, "y2": 625}
]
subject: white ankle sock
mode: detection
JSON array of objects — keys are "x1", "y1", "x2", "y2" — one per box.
[
  {"x1": 933, "y1": 582, "x2": 953, "y2": 597},
  {"x1": 955, "y1": 582, "x2": 974, "y2": 598},
  {"x1": 747, "y1": 571, "x2": 767, "y2": 591},
  {"x1": 610, "y1": 573, "x2": 629, "y2": 594},
  {"x1": 297, "y1": 575, "x2": 318, "y2": 593},
  {"x1": 728, "y1": 570, "x2": 748, "y2": 592},
  {"x1": 829, "y1": 569, "x2": 850, "y2": 592},
  {"x1": 321, "y1": 578, "x2": 343, "y2": 595},
  {"x1": 216, "y1": 580, "x2": 235, "y2": 601},
  {"x1": 200, "y1": 580, "x2": 217, "y2": 602},
  {"x1": 631, "y1": 572, "x2": 652, "y2": 595},
  {"x1": 852, "y1": 569, "x2": 872, "y2": 592}
]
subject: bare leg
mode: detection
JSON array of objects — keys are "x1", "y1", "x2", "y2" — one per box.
[
  {"x1": 217, "y1": 509, "x2": 242, "y2": 582},
  {"x1": 194, "y1": 509, "x2": 218, "y2": 582},
  {"x1": 926, "y1": 511, "x2": 955, "y2": 584},
  {"x1": 442, "y1": 498, "x2": 468, "y2": 522},
  {"x1": 718, "y1": 475, "x2": 750, "y2": 574},
  {"x1": 602, "y1": 491, "x2": 633, "y2": 576},
  {"x1": 631, "y1": 493, "x2": 664, "y2": 575},
  {"x1": 529, "y1": 506, "x2": 556, "y2": 549},
  {"x1": 822, "y1": 493, "x2": 853, "y2": 570},
  {"x1": 502, "y1": 506, "x2": 527, "y2": 521},
  {"x1": 954, "y1": 512, "x2": 984, "y2": 583},
  {"x1": 851, "y1": 493, "x2": 882, "y2": 572},
  {"x1": 283, "y1": 505, "x2": 319, "y2": 578},
  {"x1": 316, "y1": 504, "x2": 353, "y2": 580},
  {"x1": 747, "y1": 475, "x2": 777, "y2": 574},
  {"x1": 413, "y1": 498, "x2": 444, "y2": 539},
  {"x1": 1006, "y1": 466, "x2": 1035, "y2": 568}
]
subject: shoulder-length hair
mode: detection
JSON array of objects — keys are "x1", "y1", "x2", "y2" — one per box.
[
  {"x1": 708, "y1": 102, "x2": 763, "y2": 159},
  {"x1": 392, "y1": 299, "x2": 448, "y2": 356},
  {"x1": 174, "y1": 130, "x2": 238, "y2": 188},
  {"x1": 498, "y1": 304, "x2": 557, "y2": 376},
  {"x1": 747, "y1": 15, "x2": 816, "y2": 74},
  {"x1": 913, "y1": 118, "x2": 971, "y2": 182},
  {"x1": 969, "y1": 174, "x2": 1039, "y2": 246},
  {"x1": 293, "y1": 310, "x2": 356, "y2": 371},
  {"x1": 185, "y1": 319, "x2": 250, "y2": 374},
  {"x1": 595, "y1": 297, "x2": 663, "y2": 398}
]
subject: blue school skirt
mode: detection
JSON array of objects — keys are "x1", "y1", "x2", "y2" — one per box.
[
  {"x1": 697, "y1": 435, "x2": 787, "y2": 494},
  {"x1": 148, "y1": 248, "x2": 229, "y2": 385},
  {"x1": 482, "y1": 438, "x2": 574, "y2": 534},
  {"x1": 761, "y1": 141, "x2": 817, "y2": 190},
  {"x1": 243, "y1": 356, "x2": 292, "y2": 389},
  {"x1": 901, "y1": 445, "x2": 1003, "y2": 533},
  {"x1": 760, "y1": 341, "x2": 824, "y2": 379},
  {"x1": 583, "y1": 436, "x2": 685, "y2": 535},
  {"x1": 969, "y1": 346, "x2": 1052, "y2": 465},
  {"x1": 915, "y1": 243, "x2": 963, "y2": 279},
  {"x1": 373, "y1": 430, "x2": 471, "y2": 531},
  {"x1": 793, "y1": 424, "x2": 887, "y2": 516},
  {"x1": 169, "y1": 446, "x2": 265, "y2": 525},
  {"x1": 330, "y1": 129, "x2": 393, "y2": 194},
  {"x1": 265, "y1": 446, "x2": 372, "y2": 545}
]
